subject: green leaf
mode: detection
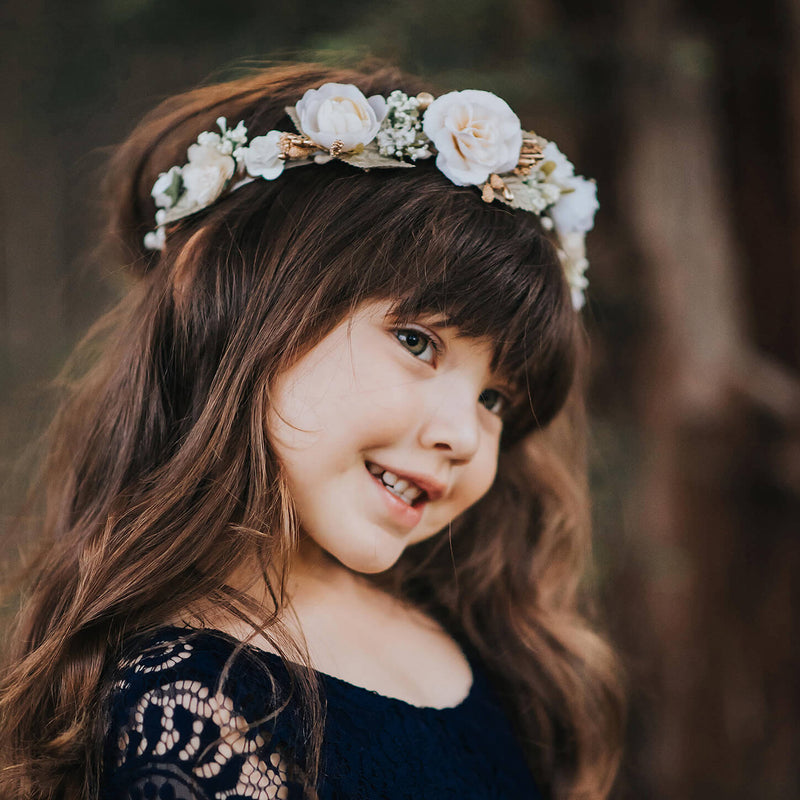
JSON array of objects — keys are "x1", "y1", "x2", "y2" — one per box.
[{"x1": 165, "y1": 169, "x2": 183, "y2": 206}]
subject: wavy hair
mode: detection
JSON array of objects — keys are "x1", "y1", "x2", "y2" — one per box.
[{"x1": 0, "y1": 64, "x2": 624, "y2": 799}]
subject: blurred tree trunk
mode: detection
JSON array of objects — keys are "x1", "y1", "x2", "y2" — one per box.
[{"x1": 619, "y1": 0, "x2": 800, "y2": 797}]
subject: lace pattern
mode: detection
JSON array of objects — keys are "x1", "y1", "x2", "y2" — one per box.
[
  {"x1": 104, "y1": 633, "x2": 301, "y2": 800},
  {"x1": 103, "y1": 626, "x2": 541, "y2": 800}
]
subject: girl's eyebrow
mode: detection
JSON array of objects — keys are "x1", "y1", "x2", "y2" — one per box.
[
  {"x1": 384, "y1": 310, "x2": 455, "y2": 330},
  {"x1": 423, "y1": 318, "x2": 455, "y2": 330}
]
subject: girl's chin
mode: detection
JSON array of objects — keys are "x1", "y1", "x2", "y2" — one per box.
[
  {"x1": 295, "y1": 532, "x2": 404, "y2": 576},
  {"x1": 335, "y1": 547, "x2": 403, "y2": 575}
]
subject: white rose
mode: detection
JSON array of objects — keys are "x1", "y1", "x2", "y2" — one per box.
[
  {"x1": 181, "y1": 140, "x2": 236, "y2": 208},
  {"x1": 296, "y1": 83, "x2": 387, "y2": 152},
  {"x1": 549, "y1": 176, "x2": 598, "y2": 234},
  {"x1": 422, "y1": 90, "x2": 522, "y2": 186},
  {"x1": 244, "y1": 131, "x2": 285, "y2": 180}
]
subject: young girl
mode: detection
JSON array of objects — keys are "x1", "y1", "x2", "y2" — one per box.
[{"x1": 0, "y1": 64, "x2": 624, "y2": 799}]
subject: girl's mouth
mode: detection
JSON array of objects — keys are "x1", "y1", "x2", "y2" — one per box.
[{"x1": 365, "y1": 462, "x2": 427, "y2": 507}]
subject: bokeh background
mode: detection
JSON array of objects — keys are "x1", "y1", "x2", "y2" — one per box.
[{"x1": 1, "y1": 1, "x2": 798, "y2": 798}]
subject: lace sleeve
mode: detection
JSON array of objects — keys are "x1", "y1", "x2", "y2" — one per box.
[{"x1": 103, "y1": 633, "x2": 305, "y2": 800}]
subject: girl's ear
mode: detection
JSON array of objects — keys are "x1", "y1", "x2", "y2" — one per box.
[{"x1": 171, "y1": 228, "x2": 209, "y2": 310}]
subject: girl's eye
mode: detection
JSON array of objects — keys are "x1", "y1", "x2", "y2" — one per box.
[
  {"x1": 478, "y1": 389, "x2": 506, "y2": 415},
  {"x1": 395, "y1": 328, "x2": 437, "y2": 364}
]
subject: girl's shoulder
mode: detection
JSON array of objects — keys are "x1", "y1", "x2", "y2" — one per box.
[
  {"x1": 103, "y1": 626, "x2": 306, "y2": 800},
  {"x1": 108, "y1": 626, "x2": 300, "y2": 726},
  {"x1": 111, "y1": 624, "x2": 277, "y2": 693}
]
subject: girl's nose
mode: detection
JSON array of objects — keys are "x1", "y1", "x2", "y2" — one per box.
[{"x1": 417, "y1": 387, "x2": 481, "y2": 461}]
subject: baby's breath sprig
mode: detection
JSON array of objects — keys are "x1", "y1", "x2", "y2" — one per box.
[{"x1": 376, "y1": 91, "x2": 432, "y2": 162}]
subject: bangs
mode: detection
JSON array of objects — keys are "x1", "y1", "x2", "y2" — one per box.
[
  {"x1": 353, "y1": 170, "x2": 580, "y2": 440},
  {"x1": 206, "y1": 160, "x2": 580, "y2": 440}
]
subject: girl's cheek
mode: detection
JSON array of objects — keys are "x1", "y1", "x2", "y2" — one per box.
[{"x1": 468, "y1": 447, "x2": 500, "y2": 504}]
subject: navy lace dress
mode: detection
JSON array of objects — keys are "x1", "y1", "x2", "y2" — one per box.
[{"x1": 102, "y1": 626, "x2": 541, "y2": 799}]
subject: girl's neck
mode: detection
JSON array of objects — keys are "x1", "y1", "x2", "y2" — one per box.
[
  {"x1": 191, "y1": 536, "x2": 396, "y2": 641},
  {"x1": 178, "y1": 537, "x2": 474, "y2": 708},
  {"x1": 287, "y1": 536, "x2": 370, "y2": 601}
]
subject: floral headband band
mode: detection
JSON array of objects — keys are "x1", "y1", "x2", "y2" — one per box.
[{"x1": 145, "y1": 83, "x2": 598, "y2": 309}]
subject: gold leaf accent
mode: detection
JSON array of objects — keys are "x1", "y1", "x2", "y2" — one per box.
[
  {"x1": 515, "y1": 132, "x2": 545, "y2": 175},
  {"x1": 481, "y1": 183, "x2": 495, "y2": 203},
  {"x1": 278, "y1": 133, "x2": 318, "y2": 160},
  {"x1": 487, "y1": 173, "x2": 514, "y2": 200}
]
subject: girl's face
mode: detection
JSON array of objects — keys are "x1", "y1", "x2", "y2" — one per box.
[{"x1": 268, "y1": 300, "x2": 510, "y2": 574}]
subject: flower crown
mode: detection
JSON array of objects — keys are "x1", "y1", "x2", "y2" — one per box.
[{"x1": 145, "y1": 84, "x2": 598, "y2": 309}]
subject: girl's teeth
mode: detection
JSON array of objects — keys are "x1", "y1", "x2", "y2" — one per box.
[
  {"x1": 366, "y1": 463, "x2": 424, "y2": 506},
  {"x1": 401, "y1": 486, "x2": 422, "y2": 503},
  {"x1": 385, "y1": 482, "x2": 422, "y2": 505}
]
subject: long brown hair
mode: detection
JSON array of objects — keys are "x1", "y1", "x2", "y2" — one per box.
[{"x1": 0, "y1": 64, "x2": 624, "y2": 799}]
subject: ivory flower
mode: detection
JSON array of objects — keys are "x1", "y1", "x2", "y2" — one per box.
[
  {"x1": 540, "y1": 141, "x2": 575, "y2": 185},
  {"x1": 549, "y1": 176, "x2": 598, "y2": 235},
  {"x1": 559, "y1": 230, "x2": 590, "y2": 310},
  {"x1": 181, "y1": 139, "x2": 236, "y2": 208},
  {"x1": 244, "y1": 131, "x2": 285, "y2": 180},
  {"x1": 143, "y1": 226, "x2": 166, "y2": 252},
  {"x1": 422, "y1": 90, "x2": 522, "y2": 186},
  {"x1": 296, "y1": 83, "x2": 387, "y2": 152},
  {"x1": 151, "y1": 166, "x2": 181, "y2": 209}
]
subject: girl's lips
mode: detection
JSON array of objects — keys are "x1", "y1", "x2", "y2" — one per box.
[{"x1": 364, "y1": 464, "x2": 426, "y2": 529}]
